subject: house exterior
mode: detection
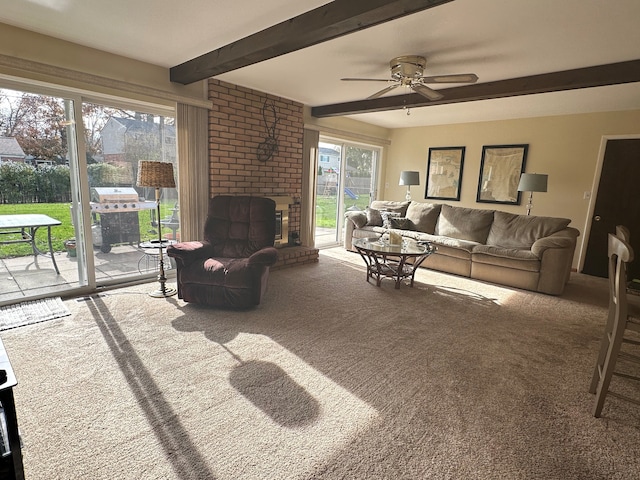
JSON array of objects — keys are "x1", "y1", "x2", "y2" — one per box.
[
  {"x1": 318, "y1": 144, "x2": 341, "y2": 174},
  {"x1": 100, "y1": 116, "x2": 176, "y2": 166},
  {"x1": 0, "y1": 137, "x2": 26, "y2": 163}
]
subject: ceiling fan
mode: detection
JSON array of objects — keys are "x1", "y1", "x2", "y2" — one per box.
[{"x1": 341, "y1": 55, "x2": 478, "y2": 101}]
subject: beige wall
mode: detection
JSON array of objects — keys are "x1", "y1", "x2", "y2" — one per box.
[{"x1": 383, "y1": 109, "x2": 640, "y2": 268}]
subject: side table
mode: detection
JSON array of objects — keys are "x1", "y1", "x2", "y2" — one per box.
[{"x1": 138, "y1": 239, "x2": 176, "y2": 274}]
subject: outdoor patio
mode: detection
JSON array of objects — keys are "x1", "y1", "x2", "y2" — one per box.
[{"x1": 0, "y1": 245, "x2": 170, "y2": 305}]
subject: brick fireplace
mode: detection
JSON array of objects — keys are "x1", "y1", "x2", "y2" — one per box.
[{"x1": 207, "y1": 79, "x2": 318, "y2": 268}]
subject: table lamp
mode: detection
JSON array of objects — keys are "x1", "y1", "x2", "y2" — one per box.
[
  {"x1": 137, "y1": 160, "x2": 177, "y2": 297},
  {"x1": 399, "y1": 171, "x2": 420, "y2": 201},
  {"x1": 517, "y1": 173, "x2": 548, "y2": 215}
]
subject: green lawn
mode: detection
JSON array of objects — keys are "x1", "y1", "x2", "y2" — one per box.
[
  {"x1": 0, "y1": 203, "x2": 174, "y2": 258},
  {"x1": 315, "y1": 195, "x2": 368, "y2": 228}
]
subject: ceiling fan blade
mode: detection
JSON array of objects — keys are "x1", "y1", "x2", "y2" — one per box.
[
  {"x1": 411, "y1": 84, "x2": 444, "y2": 101},
  {"x1": 420, "y1": 73, "x2": 479, "y2": 84},
  {"x1": 341, "y1": 78, "x2": 393, "y2": 82},
  {"x1": 367, "y1": 84, "x2": 400, "y2": 99}
]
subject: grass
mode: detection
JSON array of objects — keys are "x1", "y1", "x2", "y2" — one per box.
[
  {"x1": 0, "y1": 202, "x2": 175, "y2": 258},
  {"x1": 315, "y1": 195, "x2": 368, "y2": 228}
]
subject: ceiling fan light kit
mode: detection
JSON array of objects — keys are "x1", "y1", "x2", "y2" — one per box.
[{"x1": 342, "y1": 55, "x2": 478, "y2": 102}]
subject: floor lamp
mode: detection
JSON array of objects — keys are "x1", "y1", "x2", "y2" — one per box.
[
  {"x1": 399, "y1": 171, "x2": 420, "y2": 201},
  {"x1": 137, "y1": 160, "x2": 177, "y2": 298},
  {"x1": 517, "y1": 173, "x2": 548, "y2": 215}
]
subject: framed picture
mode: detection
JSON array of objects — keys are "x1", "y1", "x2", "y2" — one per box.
[
  {"x1": 425, "y1": 146, "x2": 466, "y2": 201},
  {"x1": 476, "y1": 144, "x2": 528, "y2": 205}
]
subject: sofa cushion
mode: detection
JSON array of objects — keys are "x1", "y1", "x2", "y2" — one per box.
[
  {"x1": 436, "y1": 204, "x2": 494, "y2": 244},
  {"x1": 472, "y1": 245, "x2": 541, "y2": 272},
  {"x1": 486, "y1": 211, "x2": 571, "y2": 249},
  {"x1": 405, "y1": 201, "x2": 442, "y2": 234}
]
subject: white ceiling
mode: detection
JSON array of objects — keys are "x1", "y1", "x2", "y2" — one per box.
[{"x1": 1, "y1": 0, "x2": 639, "y2": 129}]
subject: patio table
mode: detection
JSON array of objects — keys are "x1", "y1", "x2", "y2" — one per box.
[{"x1": 0, "y1": 214, "x2": 62, "y2": 274}]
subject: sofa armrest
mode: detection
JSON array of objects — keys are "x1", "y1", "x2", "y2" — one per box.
[
  {"x1": 344, "y1": 211, "x2": 366, "y2": 251},
  {"x1": 531, "y1": 227, "x2": 580, "y2": 257},
  {"x1": 531, "y1": 227, "x2": 580, "y2": 294},
  {"x1": 247, "y1": 247, "x2": 278, "y2": 267},
  {"x1": 167, "y1": 241, "x2": 215, "y2": 265}
]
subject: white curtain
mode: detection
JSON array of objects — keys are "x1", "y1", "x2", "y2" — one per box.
[
  {"x1": 177, "y1": 103, "x2": 209, "y2": 241},
  {"x1": 301, "y1": 129, "x2": 319, "y2": 247}
]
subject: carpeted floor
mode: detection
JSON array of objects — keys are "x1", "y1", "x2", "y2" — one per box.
[{"x1": 1, "y1": 248, "x2": 640, "y2": 479}]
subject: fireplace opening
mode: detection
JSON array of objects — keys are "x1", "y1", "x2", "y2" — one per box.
[
  {"x1": 275, "y1": 210, "x2": 282, "y2": 241},
  {"x1": 268, "y1": 196, "x2": 292, "y2": 248}
]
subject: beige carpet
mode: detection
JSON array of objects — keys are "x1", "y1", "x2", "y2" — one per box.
[{"x1": 2, "y1": 248, "x2": 640, "y2": 480}]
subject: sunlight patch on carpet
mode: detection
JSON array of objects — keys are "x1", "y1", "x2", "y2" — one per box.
[{"x1": 0, "y1": 297, "x2": 71, "y2": 330}]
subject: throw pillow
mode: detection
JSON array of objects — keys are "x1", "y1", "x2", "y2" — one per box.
[
  {"x1": 365, "y1": 207, "x2": 383, "y2": 226},
  {"x1": 390, "y1": 216, "x2": 414, "y2": 230},
  {"x1": 381, "y1": 211, "x2": 402, "y2": 229},
  {"x1": 370, "y1": 200, "x2": 411, "y2": 217},
  {"x1": 346, "y1": 211, "x2": 367, "y2": 228}
]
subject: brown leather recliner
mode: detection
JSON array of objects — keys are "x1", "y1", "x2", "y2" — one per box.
[{"x1": 167, "y1": 196, "x2": 278, "y2": 308}]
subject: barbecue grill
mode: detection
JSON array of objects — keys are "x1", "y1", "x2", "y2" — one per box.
[{"x1": 90, "y1": 187, "x2": 156, "y2": 253}]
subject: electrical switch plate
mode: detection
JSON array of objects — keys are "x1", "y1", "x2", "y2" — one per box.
[{"x1": 583, "y1": 191, "x2": 591, "y2": 200}]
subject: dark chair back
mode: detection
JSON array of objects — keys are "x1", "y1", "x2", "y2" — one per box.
[{"x1": 203, "y1": 196, "x2": 276, "y2": 258}]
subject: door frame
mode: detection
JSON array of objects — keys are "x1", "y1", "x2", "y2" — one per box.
[
  {"x1": 578, "y1": 133, "x2": 640, "y2": 272},
  {"x1": 316, "y1": 135, "x2": 381, "y2": 246}
]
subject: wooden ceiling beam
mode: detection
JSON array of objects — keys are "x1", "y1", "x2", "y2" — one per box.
[
  {"x1": 170, "y1": 0, "x2": 454, "y2": 85},
  {"x1": 311, "y1": 59, "x2": 640, "y2": 117}
]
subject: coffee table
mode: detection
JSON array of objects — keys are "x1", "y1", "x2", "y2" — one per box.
[{"x1": 353, "y1": 237, "x2": 435, "y2": 289}]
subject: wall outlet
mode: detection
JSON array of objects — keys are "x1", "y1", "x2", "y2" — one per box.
[{"x1": 583, "y1": 191, "x2": 591, "y2": 200}]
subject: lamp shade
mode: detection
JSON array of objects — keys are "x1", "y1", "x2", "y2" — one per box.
[
  {"x1": 137, "y1": 161, "x2": 176, "y2": 188},
  {"x1": 399, "y1": 171, "x2": 420, "y2": 186},
  {"x1": 517, "y1": 173, "x2": 548, "y2": 193}
]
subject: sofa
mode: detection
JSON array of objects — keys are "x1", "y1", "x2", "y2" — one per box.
[{"x1": 344, "y1": 200, "x2": 580, "y2": 295}]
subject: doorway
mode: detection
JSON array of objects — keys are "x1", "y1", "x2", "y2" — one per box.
[
  {"x1": 315, "y1": 138, "x2": 378, "y2": 247},
  {"x1": 581, "y1": 137, "x2": 640, "y2": 280}
]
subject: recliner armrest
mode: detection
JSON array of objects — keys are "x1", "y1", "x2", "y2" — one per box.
[
  {"x1": 167, "y1": 241, "x2": 215, "y2": 265},
  {"x1": 247, "y1": 247, "x2": 278, "y2": 267}
]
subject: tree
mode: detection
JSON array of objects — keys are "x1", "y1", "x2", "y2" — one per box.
[
  {"x1": 345, "y1": 146, "x2": 374, "y2": 177},
  {"x1": 0, "y1": 91, "x2": 67, "y2": 161}
]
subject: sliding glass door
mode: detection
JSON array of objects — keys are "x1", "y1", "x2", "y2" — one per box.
[
  {"x1": 316, "y1": 138, "x2": 378, "y2": 247},
  {"x1": 0, "y1": 83, "x2": 177, "y2": 305},
  {"x1": 81, "y1": 101, "x2": 178, "y2": 286}
]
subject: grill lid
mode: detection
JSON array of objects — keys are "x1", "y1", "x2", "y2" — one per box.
[{"x1": 91, "y1": 187, "x2": 140, "y2": 203}]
